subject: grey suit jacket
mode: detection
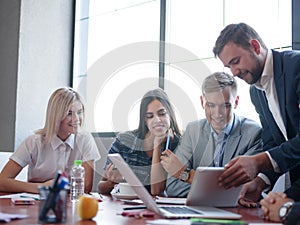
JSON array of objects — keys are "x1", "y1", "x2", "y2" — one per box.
[{"x1": 165, "y1": 114, "x2": 263, "y2": 197}]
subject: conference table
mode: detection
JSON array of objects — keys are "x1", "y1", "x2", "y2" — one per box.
[{"x1": 0, "y1": 193, "x2": 275, "y2": 225}]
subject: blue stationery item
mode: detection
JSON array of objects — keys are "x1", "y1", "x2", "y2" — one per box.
[
  {"x1": 165, "y1": 129, "x2": 171, "y2": 150},
  {"x1": 38, "y1": 171, "x2": 69, "y2": 223},
  {"x1": 161, "y1": 130, "x2": 171, "y2": 157},
  {"x1": 57, "y1": 176, "x2": 69, "y2": 189}
]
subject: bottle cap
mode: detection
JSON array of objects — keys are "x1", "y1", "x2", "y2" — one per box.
[{"x1": 74, "y1": 159, "x2": 82, "y2": 166}]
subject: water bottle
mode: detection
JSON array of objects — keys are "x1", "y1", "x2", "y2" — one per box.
[{"x1": 70, "y1": 159, "x2": 85, "y2": 201}]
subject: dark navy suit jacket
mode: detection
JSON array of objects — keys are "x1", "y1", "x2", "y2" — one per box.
[
  {"x1": 250, "y1": 50, "x2": 300, "y2": 190},
  {"x1": 286, "y1": 202, "x2": 300, "y2": 225}
]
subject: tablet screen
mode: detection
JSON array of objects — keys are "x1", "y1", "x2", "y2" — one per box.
[{"x1": 186, "y1": 167, "x2": 243, "y2": 207}]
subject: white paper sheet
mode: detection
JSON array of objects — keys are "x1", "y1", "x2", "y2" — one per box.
[
  {"x1": 146, "y1": 219, "x2": 190, "y2": 225},
  {"x1": 0, "y1": 212, "x2": 28, "y2": 222},
  {"x1": 0, "y1": 192, "x2": 39, "y2": 200}
]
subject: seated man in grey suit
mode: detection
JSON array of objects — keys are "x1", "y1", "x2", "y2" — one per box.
[{"x1": 161, "y1": 72, "x2": 263, "y2": 197}]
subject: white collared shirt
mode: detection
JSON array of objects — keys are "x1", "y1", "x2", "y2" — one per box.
[
  {"x1": 51, "y1": 134, "x2": 74, "y2": 173},
  {"x1": 11, "y1": 131, "x2": 100, "y2": 182},
  {"x1": 255, "y1": 50, "x2": 287, "y2": 141}
]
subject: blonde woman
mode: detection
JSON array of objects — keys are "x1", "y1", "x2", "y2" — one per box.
[{"x1": 0, "y1": 87, "x2": 100, "y2": 193}]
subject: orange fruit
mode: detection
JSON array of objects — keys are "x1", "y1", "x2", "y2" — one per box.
[{"x1": 77, "y1": 195, "x2": 98, "y2": 220}]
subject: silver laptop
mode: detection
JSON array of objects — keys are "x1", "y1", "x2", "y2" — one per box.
[{"x1": 108, "y1": 153, "x2": 241, "y2": 219}]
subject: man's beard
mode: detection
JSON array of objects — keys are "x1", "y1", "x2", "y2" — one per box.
[{"x1": 248, "y1": 52, "x2": 264, "y2": 84}]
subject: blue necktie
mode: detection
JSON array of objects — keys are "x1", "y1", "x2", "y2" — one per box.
[{"x1": 213, "y1": 132, "x2": 226, "y2": 167}]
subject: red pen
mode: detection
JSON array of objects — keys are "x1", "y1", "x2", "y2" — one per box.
[{"x1": 118, "y1": 210, "x2": 155, "y2": 218}]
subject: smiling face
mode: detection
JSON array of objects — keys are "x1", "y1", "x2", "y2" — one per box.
[
  {"x1": 58, "y1": 100, "x2": 83, "y2": 140},
  {"x1": 201, "y1": 87, "x2": 238, "y2": 133},
  {"x1": 145, "y1": 99, "x2": 170, "y2": 137},
  {"x1": 218, "y1": 41, "x2": 264, "y2": 85}
]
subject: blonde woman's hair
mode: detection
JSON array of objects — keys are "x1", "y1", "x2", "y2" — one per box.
[{"x1": 36, "y1": 87, "x2": 85, "y2": 143}]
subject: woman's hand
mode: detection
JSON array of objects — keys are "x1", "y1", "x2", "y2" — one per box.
[
  {"x1": 150, "y1": 130, "x2": 172, "y2": 195},
  {"x1": 104, "y1": 163, "x2": 123, "y2": 184},
  {"x1": 153, "y1": 129, "x2": 171, "y2": 150},
  {"x1": 160, "y1": 149, "x2": 184, "y2": 178},
  {"x1": 42, "y1": 179, "x2": 54, "y2": 187}
]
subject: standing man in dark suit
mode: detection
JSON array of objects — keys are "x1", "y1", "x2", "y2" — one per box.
[{"x1": 212, "y1": 22, "x2": 300, "y2": 208}]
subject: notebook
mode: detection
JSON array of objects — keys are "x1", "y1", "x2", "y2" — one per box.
[{"x1": 108, "y1": 153, "x2": 242, "y2": 219}]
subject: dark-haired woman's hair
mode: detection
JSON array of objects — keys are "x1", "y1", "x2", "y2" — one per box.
[{"x1": 135, "y1": 88, "x2": 181, "y2": 139}]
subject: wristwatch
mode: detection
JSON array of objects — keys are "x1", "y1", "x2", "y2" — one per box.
[
  {"x1": 179, "y1": 168, "x2": 190, "y2": 182},
  {"x1": 278, "y1": 201, "x2": 294, "y2": 221}
]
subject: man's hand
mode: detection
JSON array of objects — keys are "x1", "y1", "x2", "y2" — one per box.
[
  {"x1": 218, "y1": 153, "x2": 270, "y2": 189},
  {"x1": 238, "y1": 177, "x2": 267, "y2": 208},
  {"x1": 260, "y1": 192, "x2": 294, "y2": 222}
]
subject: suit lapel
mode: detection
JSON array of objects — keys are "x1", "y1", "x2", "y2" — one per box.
[
  {"x1": 200, "y1": 132, "x2": 214, "y2": 166},
  {"x1": 251, "y1": 85, "x2": 285, "y2": 145},
  {"x1": 222, "y1": 135, "x2": 241, "y2": 165},
  {"x1": 273, "y1": 50, "x2": 287, "y2": 127},
  {"x1": 199, "y1": 124, "x2": 214, "y2": 166}
]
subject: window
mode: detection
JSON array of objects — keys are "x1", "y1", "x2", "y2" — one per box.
[{"x1": 73, "y1": 0, "x2": 291, "y2": 133}]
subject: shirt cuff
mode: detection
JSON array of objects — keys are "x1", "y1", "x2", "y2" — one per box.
[
  {"x1": 258, "y1": 173, "x2": 271, "y2": 186},
  {"x1": 266, "y1": 151, "x2": 280, "y2": 173}
]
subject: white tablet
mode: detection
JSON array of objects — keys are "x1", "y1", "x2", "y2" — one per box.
[{"x1": 186, "y1": 167, "x2": 243, "y2": 207}]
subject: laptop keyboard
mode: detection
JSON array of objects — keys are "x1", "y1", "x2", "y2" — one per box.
[{"x1": 160, "y1": 206, "x2": 202, "y2": 215}]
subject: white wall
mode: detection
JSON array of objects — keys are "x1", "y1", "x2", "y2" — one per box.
[
  {"x1": 0, "y1": 0, "x2": 74, "y2": 151},
  {"x1": 15, "y1": 0, "x2": 74, "y2": 149},
  {"x1": 0, "y1": 0, "x2": 20, "y2": 151}
]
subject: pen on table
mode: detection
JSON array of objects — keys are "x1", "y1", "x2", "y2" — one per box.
[
  {"x1": 99, "y1": 193, "x2": 104, "y2": 199},
  {"x1": 123, "y1": 199, "x2": 143, "y2": 205},
  {"x1": 20, "y1": 195, "x2": 40, "y2": 201},
  {"x1": 117, "y1": 211, "x2": 155, "y2": 218},
  {"x1": 123, "y1": 206, "x2": 147, "y2": 210},
  {"x1": 88, "y1": 192, "x2": 104, "y2": 202},
  {"x1": 190, "y1": 218, "x2": 246, "y2": 224}
]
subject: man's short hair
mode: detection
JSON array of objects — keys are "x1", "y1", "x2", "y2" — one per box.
[
  {"x1": 213, "y1": 22, "x2": 267, "y2": 58},
  {"x1": 202, "y1": 72, "x2": 237, "y2": 97}
]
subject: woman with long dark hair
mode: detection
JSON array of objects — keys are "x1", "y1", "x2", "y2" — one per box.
[{"x1": 98, "y1": 88, "x2": 181, "y2": 195}]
